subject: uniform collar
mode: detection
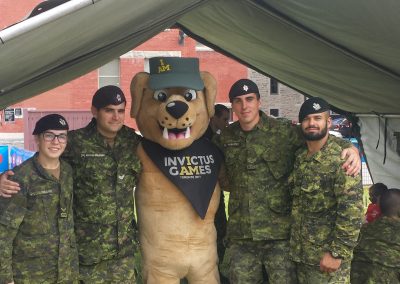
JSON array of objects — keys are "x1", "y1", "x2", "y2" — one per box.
[
  {"x1": 298, "y1": 135, "x2": 333, "y2": 163},
  {"x1": 234, "y1": 111, "x2": 269, "y2": 133},
  {"x1": 86, "y1": 117, "x2": 127, "y2": 148},
  {"x1": 32, "y1": 153, "x2": 60, "y2": 181},
  {"x1": 254, "y1": 111, "x2": 268, "y2": 130},
  {"x1": 256, "y1": 111, "x2": 285, "y2": 131}
]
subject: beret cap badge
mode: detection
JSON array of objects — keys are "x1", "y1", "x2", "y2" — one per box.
[
  {"x1": 228, "y1": 79, "x2": 260, "y2": 101},
  {"x1": 313, "y1": 103, "x2": 321, "y2": 111},
  {"x1": 92, "y1": 85, "x2": 126, "y2": 109},
  {"x1": 59, "y1": 118, "x2": 67, "y2": 126},
  {"x1": 298, "y1": 97, "x2": 330, "y2": 123},
  {"x1": 32, "y1": 114, "x2": 69, "y2": 135}
]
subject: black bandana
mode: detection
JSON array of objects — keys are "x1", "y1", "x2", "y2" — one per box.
[{"x1": 142, "y1": 137, "x2": 223, "y2": 219}]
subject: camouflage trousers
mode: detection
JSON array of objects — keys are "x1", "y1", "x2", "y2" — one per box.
[
  {"x1": 79, "y1": 255, "x2": 137, "y2": 283},
  {"x1": 215, "y1": 193, "x2": 228, "y2": 283},
  {"x1": 13, "y1": 272, "x2": 79, "y2": 284},
  {"x1": 351, "y1": 261, "x2": 400, "y2": 284},
  {"x1": 295, "y1": 261, "x2": 350, "y2": 284},
  {"x1": 12, "y1": 257, "x2": 79, "y2": 284},
  {"x1": 222, "y1": 239, "x2": 297, "y2": 284}
]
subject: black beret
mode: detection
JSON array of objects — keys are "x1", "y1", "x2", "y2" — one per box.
[
  {"x1": 32, "y1": 114, "x2": 69, "y2": 135},
  {"x1": 92, "y1": 85, "x2": 126, "y2": 109},
  {"x1": 229, "y1": 79, "x2": 260, "y2": 101},
  {"x1": 298, "y1": 97, "x2": 330, "y2": 123}
]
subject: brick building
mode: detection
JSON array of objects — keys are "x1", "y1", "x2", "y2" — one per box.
[{"x1": 0, "y1": 0, "x2": 304, "y2": 145}]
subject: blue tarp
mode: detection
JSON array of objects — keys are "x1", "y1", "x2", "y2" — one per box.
[
  {"x1": 0, "y1": 146, "x2": 9, "y2": 173},
  {"x1": 348, "y1": 138, "x2": 366, "y2": 163},
  {"x1": 0, "y1": 145, "x2": 35, "y2": 173}
]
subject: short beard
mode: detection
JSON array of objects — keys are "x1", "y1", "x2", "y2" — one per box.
[{"x1": 302, "y1": 125, "x2": 328, "y2": 141}]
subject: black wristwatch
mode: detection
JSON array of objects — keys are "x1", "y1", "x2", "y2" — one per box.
[{"x1": 330, "y1": 251, "x2": 342, "y2": 259}]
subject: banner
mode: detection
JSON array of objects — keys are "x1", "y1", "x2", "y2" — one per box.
[
  {"x1": 9, "y1": 146, "x2": 35, "y2": 169},
  {"x1": 348, "y1": 138, "x2": 365, "y2": 162}
]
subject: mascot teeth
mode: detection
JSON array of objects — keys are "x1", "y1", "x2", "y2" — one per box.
[
  {"x1": 184, "y1": 127, "x2": 191, "y2": 138},
  {"x1": 162, "y1": 127, "x2": 191, "y2": 140},
  {"x1": 163, "y1": 127, "x2": 169, "y2": 139}
]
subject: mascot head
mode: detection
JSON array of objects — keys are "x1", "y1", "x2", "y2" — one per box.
[{"x1": 130, "y1": 57, "x2": 217, "y2": 150}]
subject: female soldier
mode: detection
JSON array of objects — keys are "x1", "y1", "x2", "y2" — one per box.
[{"x1": 0, "y1": 114, "x2": 79, "y2": 284}]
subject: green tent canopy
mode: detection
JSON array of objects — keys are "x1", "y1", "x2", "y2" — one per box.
[{"x1": 1, "y1": 0, "x2": 399, "y2": 186}]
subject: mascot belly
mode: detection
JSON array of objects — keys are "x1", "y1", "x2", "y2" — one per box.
[{"x1": 130, "y1": 57, "x2": 222, "y2": 283}]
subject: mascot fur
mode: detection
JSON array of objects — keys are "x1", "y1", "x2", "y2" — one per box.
[{"x1": 130, "y1": 57, "x2": 222, "y2": 283}]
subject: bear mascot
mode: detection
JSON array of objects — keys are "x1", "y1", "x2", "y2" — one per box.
[{"x1": 130, "y1": 57, "x2": 223, "y2": 283}]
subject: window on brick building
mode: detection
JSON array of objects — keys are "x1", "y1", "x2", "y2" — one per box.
[
  {"x1": 144, "y1": 58, "x2": 150, "y2": 73},
  {"x1": 270, "y1": 108, "x2": 279, "y2": 117},
  {"x1": 195, "y1": 42, "x2": 213, "y2": 51},
  {"x1": 99, "y1": 59, "x2": 120, "y2": 87},
  {"x1": 270, "y1": 78, "x2": 279, "y2": 94}
]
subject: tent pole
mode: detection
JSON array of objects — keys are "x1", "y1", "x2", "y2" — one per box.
[{"x1": 0, "y1": 0, "x2": 99, "y2": 44}]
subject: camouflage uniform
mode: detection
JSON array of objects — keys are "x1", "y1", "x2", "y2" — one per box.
[
  {"x1": 351, "y1": 217, "x2": 400, "y2": 284},
  {"x1": 289, "y1": 137, "x2": 363, "y2": 283},
  {"x1": 205, "y1": 124, "x2": 229, "y2": 283},
  {"x1": 63, "y1": 118, "x2": 141, "y2": 283},
  {"x1": 0, "y1": 153, "x2": 79, "y2": 283},
  {"x1": 214, "y1": 111, "x2": 303, "y2": 283}
]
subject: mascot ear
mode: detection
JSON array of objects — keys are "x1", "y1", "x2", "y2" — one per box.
[
  {"x1": 130, "y1": 72, "x2": 150, "y2": 118},
  {"x1": 201, "y1": 71, "x2": 217, "y2": 118}
]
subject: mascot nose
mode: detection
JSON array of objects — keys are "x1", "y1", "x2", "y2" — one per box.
[{"x1": 166, "y1": 101, "x2": 189, "y2": 119}]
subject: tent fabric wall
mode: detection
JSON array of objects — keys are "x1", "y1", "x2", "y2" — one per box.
[
  {"x1": 178, "y1": 0, "x2": 400, "y2": 114},
  {"x1": 359, "y1": 116, "x2": 400, "y2": 188}
]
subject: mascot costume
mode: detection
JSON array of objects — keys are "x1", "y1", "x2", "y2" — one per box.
[{"x1": 130, "y1": 57, "x2": 223, "y2": 283}]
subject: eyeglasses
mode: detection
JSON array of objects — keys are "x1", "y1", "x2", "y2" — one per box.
[{"x1": 42, "y1": 132, "x2": 68, "y2": 144}]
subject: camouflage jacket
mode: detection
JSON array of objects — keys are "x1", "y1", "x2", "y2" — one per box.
[
  {"x1": 214, "y1": 112, "x2": 303, "y2": 240},
  {"x1": 352, "y1": 216, "x2": 400, "y2": 268},
  {"x1": 289, "y1": 137, "x2": 363, "y2": 264},
  {"x1": 63, "y1": 118, "x2": 141, "y2": 265},
  {"x1": 0, "y1": 153, "x2": 78, "y2": 283}
]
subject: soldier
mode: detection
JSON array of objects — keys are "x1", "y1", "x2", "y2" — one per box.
[
  {"x1": 0, "y1": 114, "x2": 79, "y2": 283},
  {"x1": 204, "y1": 104, "x2": 230, "y2": 139},
  {"x1": 0, "y1": 86, "x2": 141, "y2": 283},
  {"x1": 213, "y1": 79, "x2": 361, "y2": 284},
  {"x1": 204, "y1": 104, "x2": 230, "y2": 284},
  {"x1": 351, "y1": 188, "x2": 400, "y2": 284},
  {"x1": 289, "y1": 97, "x2": 364, "y2": 283}
]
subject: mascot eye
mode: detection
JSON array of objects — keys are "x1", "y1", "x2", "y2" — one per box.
[
  {"x1": 153, "y1": 90, "x2": 168, "y2": 102},
  {"x1": 184, "y1": 90, "x2": 197, "y2": 101}
]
